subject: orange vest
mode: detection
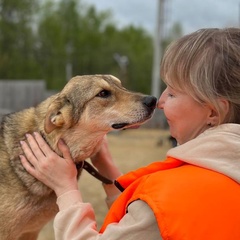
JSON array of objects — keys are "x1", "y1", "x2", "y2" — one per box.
[{"x1": 100, "y1": 157, "x2": 240, "y2": 239}]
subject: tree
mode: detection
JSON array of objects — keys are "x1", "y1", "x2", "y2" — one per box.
[
  {"x1": 0, "y1": 0, "x2": 181, "y2": 95},
  {"x1": 0, "y1": 0, "x2": 41, "y2": 79},
  {"x1": 37, "y1": 0, "x2": 154, "y2": 93},
  {"x1": 114, "y1": 26, "x2": 153, "y2": 93}
]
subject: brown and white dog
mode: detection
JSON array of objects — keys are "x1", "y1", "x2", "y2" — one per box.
[{"x1": 0, "y1": 74, "x2": 157, "y2": 240}]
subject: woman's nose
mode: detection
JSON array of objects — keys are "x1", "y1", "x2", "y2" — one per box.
[{"x1": 157, "y1": 89, "x2": 167, "y2": 109}]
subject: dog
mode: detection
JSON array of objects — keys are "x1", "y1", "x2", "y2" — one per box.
[{"x1": 0, "y1": 75, "x2": 157, "y2": 240}]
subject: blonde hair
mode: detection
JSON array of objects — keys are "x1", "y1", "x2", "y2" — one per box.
[{"x1": 160, "y1": 28, "x2": 240, "y2": 124}]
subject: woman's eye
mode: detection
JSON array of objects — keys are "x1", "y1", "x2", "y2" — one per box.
[{"x1": 96, "y1": 90, "x2": 111, "y2": 98}]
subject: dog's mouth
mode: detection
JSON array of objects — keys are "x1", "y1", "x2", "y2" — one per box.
[
  {"x1": 112, "y1": 123, "x2": 129, "y2": 129},
  {"x1": 111, "y1": 116, "x2": 153, "y2": 130},
  {"x1": 112, "y1": 121, "x2": 145, "y2": 130}
]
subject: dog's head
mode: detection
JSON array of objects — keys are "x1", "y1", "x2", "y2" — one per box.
[
  {"x1": 44, "y1": 75, "x2": 157, "y2": 134},
  {"x1": 43, "y1": 75, "x2": 157, "y2": 161}
]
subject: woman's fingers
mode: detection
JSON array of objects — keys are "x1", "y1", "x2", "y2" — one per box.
[
  {"x1": 24, "y1": 133, "x2": 46, "y2": 160},
  {"x1": 20, "y1": 138, "x2": 39, "y2": 166},
  {"x1": 19, "y1": 132, "x2": 79, "y2": 195},
  {"x1": 31, "y1": 132, "x2": 53, "y2": 157},
  {"x1": 20, "y1": 132, "x2": 50, "y2": 172},
  {"x1": 21, "y1": 132, "x2": 72, "y2": 166},
  {"x1": 58, "y1": 139, "x2": 73, "y2": 161},
  {"x1": 19, "y1": 154, "x2": 37, "y2": 177}
]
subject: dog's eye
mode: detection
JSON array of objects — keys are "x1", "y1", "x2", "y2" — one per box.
[{"x1": 96, "y1": 90, "x2": 111, "y2": 98}]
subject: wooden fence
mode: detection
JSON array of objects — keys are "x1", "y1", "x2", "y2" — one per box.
[
  {"x1": 0, "y1": 80, "x2": 47, "y2": 111},
  {"x1": 0, "y1": 80, "x2": 57, "y2": 121}
]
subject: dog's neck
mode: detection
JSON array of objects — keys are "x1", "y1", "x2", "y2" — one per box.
[{"x1": 42, "y1": 128, "x2": 107, "y2": 163}]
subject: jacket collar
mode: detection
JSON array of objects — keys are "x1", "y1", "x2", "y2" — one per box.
[{"x1": 168, "y1": 123, "x2": 240, "y2": 183}]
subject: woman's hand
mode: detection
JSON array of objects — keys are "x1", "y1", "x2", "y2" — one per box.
[
  {"x1": 20, "y1": 132, "x2": 79, "y2": 197},
  {"x1": 90, "y1": 135, "x2": 122, "y2": 181}
]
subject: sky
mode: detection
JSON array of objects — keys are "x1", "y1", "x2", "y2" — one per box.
[{"x1": 85, "y1": 0, "x2": 240, "y2": 35}]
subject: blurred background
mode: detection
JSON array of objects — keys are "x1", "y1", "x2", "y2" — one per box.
[
  {"x1": 0, "y1": 0, "x2": 239, "y2": 239},
  {"x1": 0, "y1": 0, "x2": 239, "y2": 116}
]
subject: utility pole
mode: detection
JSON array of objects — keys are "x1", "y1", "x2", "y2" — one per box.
[{"x1": 151, "y1": 0, "x2": 165, "y2": 98}]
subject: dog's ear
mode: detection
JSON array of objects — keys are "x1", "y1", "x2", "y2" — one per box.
[{"x1": 44, "y1": 96, "x2": 74, "y2": 134}]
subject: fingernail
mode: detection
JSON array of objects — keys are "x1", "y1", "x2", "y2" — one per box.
[
  {"x1": 20, "y1": 140, "x2": 24, "y2": 145},
  {"x1": 59, "y1": 138, "x2": 65, "y2": 144},
  {"x1": 25, "y1": 133, "x2": 30, "y2": 138}
]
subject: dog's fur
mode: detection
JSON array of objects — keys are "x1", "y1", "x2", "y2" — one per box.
[{"x1": 0, "y1": 75, "x2": 157, "y2": 240}]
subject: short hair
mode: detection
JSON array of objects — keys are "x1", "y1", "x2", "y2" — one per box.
[{"x1": 160, "y1": 28, "x2": 240, "y2": 124}]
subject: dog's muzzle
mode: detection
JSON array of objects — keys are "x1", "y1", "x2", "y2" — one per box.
[{"x1": 112, "y1": 96, "x2": 157, "y2": 129}]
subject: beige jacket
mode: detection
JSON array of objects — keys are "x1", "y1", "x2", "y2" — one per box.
[{"x1": 53, "y1": 124, "x2": 240, "y2": 240}]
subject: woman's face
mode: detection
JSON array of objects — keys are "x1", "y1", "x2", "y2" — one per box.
[{"x1": 158, "y1": 86, "x2": 212, "y2": 145}]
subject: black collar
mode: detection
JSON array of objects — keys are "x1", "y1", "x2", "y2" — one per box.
[{"x1": 76, "y1": 161, "x2": 113, "y2": 185}]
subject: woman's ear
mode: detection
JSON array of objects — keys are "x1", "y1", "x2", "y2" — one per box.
[{"x1": 207, "y1": 99, "x2": 229, "y2": 126}]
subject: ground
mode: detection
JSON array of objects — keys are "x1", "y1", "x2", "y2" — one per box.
[{"x1": 38, "y1": 128, "x2": 172, "y2": 240}]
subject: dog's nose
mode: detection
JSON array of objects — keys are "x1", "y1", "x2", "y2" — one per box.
[{"x1": 143, "y1": 96, "x2": 157, "y2": 110}]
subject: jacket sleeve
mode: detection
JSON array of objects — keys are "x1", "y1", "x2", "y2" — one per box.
[{"x1": 53, "y1": 190, "x2": 162, "y2": 240}]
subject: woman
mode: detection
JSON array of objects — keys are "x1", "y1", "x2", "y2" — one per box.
[{"x1": 20, "y1": 28, "x2": 240, "y2": 239}]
